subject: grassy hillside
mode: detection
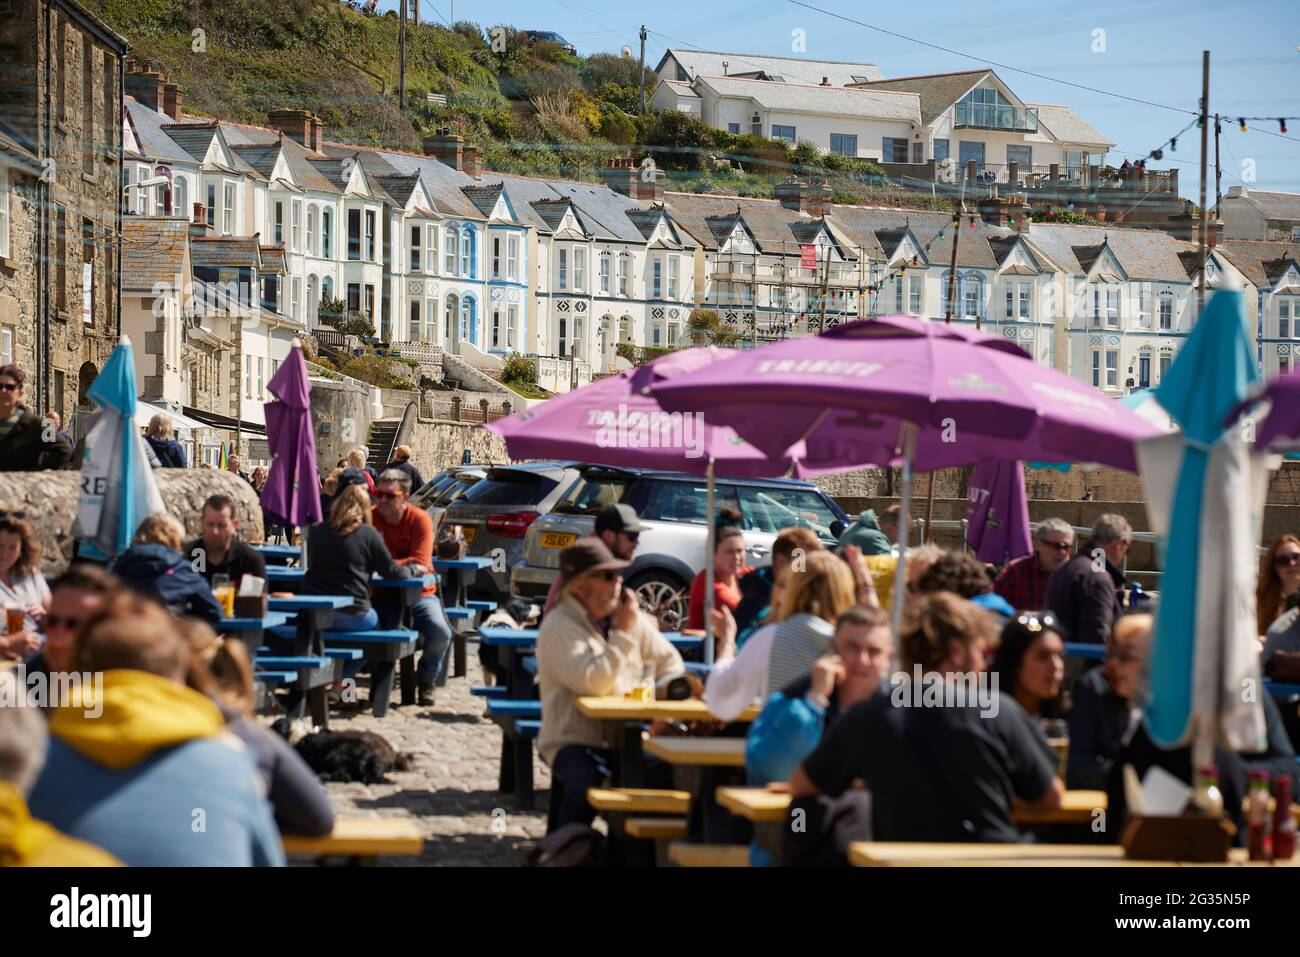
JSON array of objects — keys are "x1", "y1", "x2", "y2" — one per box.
[{"x1": 86, "y1": 0, "x2": 948, "y2": 209}]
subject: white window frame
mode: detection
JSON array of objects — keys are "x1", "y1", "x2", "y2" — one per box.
[
  {"x1": 364, "y1": 209, "x2": 376, "y2": 262},
  {"x1": 460, "y1": 229, "x2": 471, "y2": 277},
  {"x1": 306, "y1": 205, "x2": 317, "y2": 256},
  {"x1": 599, "y1": 253, "x2": 611, "y2": 293},
  {"x1": 292, "y1": 199, "x2": 302, "y2": 252},
  {"x1": 426, "y1": 224, "x2": 438, "y2": 274},
  {"x1": 558, "y1": 247, "x2": 568, "y2": 290},
  {"x1": 0, "y1": 324, "x2": 12, "y2": 366},
  {"x1": 507, "y1": 304, "x2": 517, "y2": 349},
  {"x1": 222, "y1": 181, "x2": 236, "y2": 236},
  {"x1": 507, "y1": 235, "x2": 519, "y2": 281},
  {"x1": 668, "y1": 256, "x2": 679, "y2": 300},
  {"x1": 909, "y1": 276, "x2": 922, "y2": 314},
  {"x1": 492, "y1": 235, "x2": 502, "y2": 279},
  {"x1": 136, "y1": 167, "x2": 149, "y2": 215},
  {"x1": 173, "y1": 175, "x2": 187, "y2": 220},
  {"x1": 652, "y1": 257, "x2": 662, "y2": 299},
  {"x1": 409, "y1": 224, "x2": 422, "y2": 274},
  {"x1": 445, "y1": 226, "x2": 457, "y2": 275},
  {"x1": 574, "y1": 247, "x2": 586, "y2": 292},
  {"x1": 1105, "y1": 349, "x2": 1119, "y2": 388},
  {"x1": 618, "y1": 255, "x2": 630, "y2": 296}
]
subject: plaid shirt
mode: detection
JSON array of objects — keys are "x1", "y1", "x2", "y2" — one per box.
[{"x1": 993, "y1": 554, "x2": 1052, "y2": 613}]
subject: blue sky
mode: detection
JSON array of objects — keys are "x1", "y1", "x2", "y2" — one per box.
[{"x1": 395, "y1": 0, "x2": 1300, "y2": 199}]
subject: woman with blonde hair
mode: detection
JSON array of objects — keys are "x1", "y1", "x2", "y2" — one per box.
[
  {"x1": 109, "y1": 513, "x2": 222, "y2": 624},
  {"x1": 301, "y1": 484, "x2": 407, "y2": 633},
  {"x1": 0, "y1": 513, "x2": 49, "y2": 659},
  {"x1": 143, "y1": 413, "x2": 187, "y2": 468},
  {"x1": 1258, "y1": 535, "x2": 1300, "y2": 637},
  {"x1": 345, "y1": 446, "x2": 377, "y2": 493},
  {"x1": 178, "y1": 618, "x2": 334, "y2": 837},
  {"x1": 705, "y1": 550, "x2": 859, "y2": 721}
]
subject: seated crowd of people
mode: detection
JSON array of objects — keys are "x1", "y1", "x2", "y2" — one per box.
[
  {"x1": 535, "y1": 507, "x2": 1300, "y2": 863},
  {"x1": 0, "y1": 461, "x2": 461, "y2": 866}
]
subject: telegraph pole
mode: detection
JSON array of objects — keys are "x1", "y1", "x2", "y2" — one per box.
[
  {"x1": 398, "y1": 0, "x2": 407, "y2": 112},
  {"x1": 1198, "y1": 50, "x2": 1210, "y2": 316},
  {"x1": 639, "y1": 26, "x2": 648, "y2": 115},
  {"x1": 1214, "y1": 112, "x2": 1222, "y2": 223}
]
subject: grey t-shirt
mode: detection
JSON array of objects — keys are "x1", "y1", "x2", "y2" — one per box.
[{"x1": 1263, "y1": 607, "x2": 1300, "y2": 668}]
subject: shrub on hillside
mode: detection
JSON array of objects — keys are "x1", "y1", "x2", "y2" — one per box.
[
  {"x1": 636, "y1": 109, "x2": 715, "y2": 171},
  {"x1": 501, "y1": 354, "x2": 537, "y2": 385}
]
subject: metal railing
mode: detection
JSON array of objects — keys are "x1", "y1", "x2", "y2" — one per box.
[{"x1": 954, "y1": 103, "x2": 1039, "y2": 132}]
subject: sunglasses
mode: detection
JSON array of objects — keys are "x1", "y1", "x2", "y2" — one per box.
[
  {"x1": 45, "y1": 615, "x2": 86, "y2": 631},
  {"x1": 1015, "y1": 613, "x2": 1058, "y2": 633},
  {"x1": 1276, "y1": 553, "x2": 1300, "y2": 568},
  {"x1": 592, "y1": 570, "x2": 621, "y2": 582},
  {"x1": 372, "y1": 491, "x2": 404, "y2": 502},
  {"x1": 1039, "y1": 540, "x2": 1072, "y2": 552},
  {"x1": 0, "y1": 382, "x2": 18, "y2": 392},
  {"x1": 620, "y1": 531, "x2": 640, "y2": 543}
]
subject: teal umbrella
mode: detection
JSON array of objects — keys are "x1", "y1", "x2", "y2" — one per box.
[
  {"x1": 1135, "y1": 288, "x2": 1268, "y2": 758},
  {"x1": 72, "y1": 336, "x2": 165, "y2": 557}
]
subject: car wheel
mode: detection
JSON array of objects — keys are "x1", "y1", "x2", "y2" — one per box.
[{"x1": 627, "y1": 571, "x2": 688, "y2": 631}]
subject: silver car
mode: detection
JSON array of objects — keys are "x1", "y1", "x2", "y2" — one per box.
[
  {"x1": 511, "y1": 466, "x2": 848, "y2": 629},
  {"x1": 440, "y1": 461, "x2": 585, "y2": 601}
]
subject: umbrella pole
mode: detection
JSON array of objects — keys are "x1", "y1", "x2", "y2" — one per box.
[
  {"x1": 923, "y1": 469, "x2": 936, "y2": 544},
  {"x1": 704, "y1": 456, "x2": 716, "y2": 666},
  {"x1": 890, "y1": 424, "x2": 917, "y2": 640}
]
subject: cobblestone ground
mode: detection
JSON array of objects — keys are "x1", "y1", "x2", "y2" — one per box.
[{"x1": 284, "y1": 652, "x2": 552, "y2": 866}]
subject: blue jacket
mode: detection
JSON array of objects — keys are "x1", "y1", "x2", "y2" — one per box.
[
  {"x1": 110, "y1": 543, "x2": 224, "y2": 624},
  {"x1": 145, "y1": 434, "x2": 188, "y2": 468},
  {"x1": 29, "y1": 733, "x2": 283, "y2": 867}
]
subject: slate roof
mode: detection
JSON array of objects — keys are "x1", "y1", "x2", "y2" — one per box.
[
  {"x1": 1024, "y1": 223, "x2": 1191, "y2": 280},
  {"x1": 120, "y1": 217, "x2": 189, "y2": 291},
  {"x1": 259, "y1": 245, "x2": 287, "y2": 274},
  {"x1": 1029, "y1": 103, "x2": 1115, "y2": 147},
  {"x1": 124, "y1": 99, "x2": 199, "y2": 165},
  {"x1": 848, "y1": 70, "x2": 988, "y2": 126},
  {"x1": 664, "y1": 193, "x2": 815, "y2": 254},
  {"x1": 695, "y1": 76, "x2": 921, "y2": 123},
  {"x1": 657, "y1": 49, "x2": 883, "y2": 86},
  {"x1": 190, "y1": 236, "x2": 261, "y2": 269},
  {"x1": 530, "y1": 199, "x2": 578, "y2": 233},
  {"x1": 827, "y1": 206, "x2": 999, "y2": 270},
  {"x1": 460, "y1": 184, "x2": 504, "y2": 217}
]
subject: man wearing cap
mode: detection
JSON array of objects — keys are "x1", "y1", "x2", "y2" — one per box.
[
  {"x1": 541, "y1": 504, "x2": 645, "y2": 617},
  {"x1": 536, "y1": 536, "x2": 683, "y2": 831}
]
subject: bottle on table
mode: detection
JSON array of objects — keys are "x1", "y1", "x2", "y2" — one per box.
[
  {"x1": 1272, "y1": 775, "x2": 1296, "y2": 862},
  {"x1": 1192, "y1": 765, "x2": 1224, "y2": 818},
  {"x1": 1247, "y1": 769, "x2": 1272, "y2": 862}
]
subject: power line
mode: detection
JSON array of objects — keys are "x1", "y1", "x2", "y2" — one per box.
[{"x1": 782, "y1": 0, "x2": 1196, "y2": 117}]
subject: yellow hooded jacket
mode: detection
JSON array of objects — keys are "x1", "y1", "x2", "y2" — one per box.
[{"x1": 0, "y1": 782, "x2": 121, "y2": 867}]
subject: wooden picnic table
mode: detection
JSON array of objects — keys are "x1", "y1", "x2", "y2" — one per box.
[
  {"x1": 576, "y1": 697, "x2": 758, "y2": 791},
  {"x1": 645, "y1": 736, "x2": 745, "y2": 767},
  {"x1": 281, "y1": 818, "x2": 423, "y2": 865},
  {"x1": 646, "y1": 736, "x2": 747, "y2": 843},
  {"x1": 714, "y1": 787, "x2": 1108, "y2": 825},
  {"x1": 847, "y1": 842, "x2": 1298, "y2": 867}
]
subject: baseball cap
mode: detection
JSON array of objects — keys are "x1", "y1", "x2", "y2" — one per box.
[
  {"x1": 559, "y1": 536, "x2": 631, "y2": 580},
  {"x1": 337, "y1": 467, "x2": 369, "y2": 492},
  {"x1": 594, "y1": 503, "x2": 645, "y2": 536}
]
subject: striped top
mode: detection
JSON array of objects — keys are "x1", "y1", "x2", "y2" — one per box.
[{"x1": 764, "y1": 612, "x2": 836, "y2": 699}]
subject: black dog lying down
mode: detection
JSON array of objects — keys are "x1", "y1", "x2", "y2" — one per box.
[{"x1": 271, "y1": 719, "x2": 411, "y2": 784}]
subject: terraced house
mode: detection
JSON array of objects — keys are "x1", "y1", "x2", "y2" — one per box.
[{"x1": 0, "y1": 0, "x2": 127, "y2": 435}]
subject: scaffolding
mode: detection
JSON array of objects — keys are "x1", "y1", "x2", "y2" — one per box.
[{"x1": 705, "y1": 241, "x2": 889, "y2": 345}]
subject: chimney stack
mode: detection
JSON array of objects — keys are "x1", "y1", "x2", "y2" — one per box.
[
  {"x1": 267, "y1": 109, "x2": 324, "y2": 153},
  {"x1": 423, "y1": 128, "x2": 466, "y2": 171},
  {"x1": 162, "y1": 83, "x2": 183, "y2": 121},
  {"x1": 773, "y1": 178, "x2": 833, "y2": 216},
  {"x1": 599, "y1": 156, "x2": 663, "y2": 202},
  {"x1": 188, "y1": 202, "x2": 213, "y2": 238},
  {"x1": 125, "y1": 70, "x2": 166, "y2": 113},
  {"x1": 820, "y1": 76, "x2": 830, "y2": 86}
]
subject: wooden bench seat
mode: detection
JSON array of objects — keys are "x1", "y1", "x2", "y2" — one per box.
[
  {"x1": 466, "y1": 600, "x2": 496, "y2": 613},
  {"x1": 667, "y1": 843, "x2": 749, "y2": 867},
  {"x1": 282, "y1": 818, "x2": 423, "y2": 864},
  {"x1": 625, "y1": 817, "x2": 688, "y2": 841},
  {"x1": 587, "y1": 788, "x2": 691, "y2": 816}
]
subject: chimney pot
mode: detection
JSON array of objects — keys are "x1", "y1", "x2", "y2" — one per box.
[
  {"x1": 125, "y1": 71, "x2": 166, "y2": 114},
  {"x1": 162, "y1": 83, "x2": 183, "y2": 121}
]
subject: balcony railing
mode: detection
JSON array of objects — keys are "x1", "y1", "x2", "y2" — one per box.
[{"x1": 954, "y1": 103, "x2": 1038, "y2": 133}]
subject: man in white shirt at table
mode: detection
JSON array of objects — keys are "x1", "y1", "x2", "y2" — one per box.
[{"x1": 536, "y1": 537, "x2": 682, "y2": 832}]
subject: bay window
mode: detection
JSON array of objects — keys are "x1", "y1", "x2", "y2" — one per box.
[
  {"x1": 507, "y1": 235, "x2": 519, "y2": 280},
  {"x1": 426, "y1": 224, "x2": 438, "y2": 274},
  {"x1": 668, "y1": 257, "x2": 679, "y2": 299}
]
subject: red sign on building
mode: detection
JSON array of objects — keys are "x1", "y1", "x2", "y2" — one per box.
[{"x1": 800, "y1": 244, "x2": 817, "y2": 269}]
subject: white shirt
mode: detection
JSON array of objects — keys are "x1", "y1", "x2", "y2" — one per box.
[
  {"x1": 703, "y1": 622, "x2": 779, "y2": 721},
  {"x1": 0, "y1": 570, "x2": 50, "y2": 632}
]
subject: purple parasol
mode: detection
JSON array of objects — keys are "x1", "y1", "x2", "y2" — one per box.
[{"x1": 261, "y1": 343, "x2": 323, "y2": 528}]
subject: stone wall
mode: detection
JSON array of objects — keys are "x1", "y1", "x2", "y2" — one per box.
[
  {"x1": 404, "y1": 419, "x2": 512, "y2": 475},
  {"x1": 0, "y1": 469, "x2": 263, "y2": 577},
  {"x1": 309, "y1": 376, "x2": 373, "y2": 476},
  {"x1": 814, "y1": 461, "x2": 1300, "y2": 506},
  {"x1": 0, "y1": 167, "x2": 39, "y2": 376}
]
